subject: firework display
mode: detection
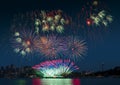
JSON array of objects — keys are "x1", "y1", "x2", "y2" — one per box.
[
  {"x1": 63, "y1": 36, "x2": 87, "y2": 60},
  {"x1": 32, "y1": 59, "x2": 79, "y2": 77},
  {"x1": 77, "y1": 0, "x2": 113, "y2": 28},
  {"x1": 90, "y1": 10, "x2": 113, "y2": 27},
  {"x1": 12, "y1": 29, "x2": 87, "y2": 59},
  {"x1": 34, "y1": 10, "x2": 71, "y2": 33},
  {"x1": 12, "y1": 29, "x2": 38, "y2": 56},
  {"x1": 10, "y1": 0, "x2": 113, "y2": 77},
  {"x1": 33, "y1": 35, "x2": 87, "y2": 59},
  {"x1": 34, "y1": 35, "x2": 65, "y2": 58},
  {"x1": 11, "y1": 10, "x2": 71, "y2": 35},
  {"x1": 74, "y1": 0, "x2": 113, "y2": 40}
]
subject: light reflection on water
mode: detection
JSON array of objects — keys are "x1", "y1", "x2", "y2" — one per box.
[
  {"x1": 0, "y1": 78, "x2": 120, "y2": 85},
  {"x1": 32, "y1": 78, "x2": 80, "y2": 85},
  {"x1": 0, "y1": 78, "x2": 80, "y2": 85}
]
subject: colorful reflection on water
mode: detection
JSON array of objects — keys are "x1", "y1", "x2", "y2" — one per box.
[
  {"x1": 0, "y1": 78, "x2": 80, "y2": 85},
  {"x1": 0, "y1": 78, "x2": 120, "y2": 85},
  {"x1": 32, "y1": 78, "x2": 81, "y2": 85}
]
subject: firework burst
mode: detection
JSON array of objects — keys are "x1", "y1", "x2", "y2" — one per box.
[
  {"x1": 77, "y1": 0, "x2": 113, "y2": 27},
  {"x1": 34, "y1": 10, "x2": 71, "y2": 33},
  {"x1": 75, "y1": 0, "x2": 113, "y2": 40},
  {"x1": 32, "y1": 59, "x2": 79, "y2": 77},
  {"x1": 34, "y1": 35, "x2": 65, "y2": 59},
  {"x1": 90, "y1": 10, "x2": 113, "y2": 27},
  {"x1": 11, "y1": 29, "x2": 38, "y2": 56},
  {"x1": 63, "y1": 36, "x2": 87, "y2": 60},
  {"x1": 11, "y1": 10, "x2": 71, "y2": 35}
]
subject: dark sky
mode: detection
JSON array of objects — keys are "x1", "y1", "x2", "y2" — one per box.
[{"x1": 0, "y1": 0, "x2": 120, "y2": 71}]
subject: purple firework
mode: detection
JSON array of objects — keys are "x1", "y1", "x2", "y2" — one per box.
[
  {"x1": 32, "y1": 59, "x2": 79, "y2": 77},
  {"x1": 63, "y1": 36, "x2": 87, "y2": 60},
  {"x1": 34, "y1": 35, "x2": 65, "y2": 59}
]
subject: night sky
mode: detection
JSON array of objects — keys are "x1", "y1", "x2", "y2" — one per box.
[{"x1": 0, "y1": 0, "x2": 120, "y2": 71}]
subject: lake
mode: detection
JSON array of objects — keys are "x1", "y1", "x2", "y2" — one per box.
[{"x1": 0, "y1": 78, "x2": 120, "y2": 85}]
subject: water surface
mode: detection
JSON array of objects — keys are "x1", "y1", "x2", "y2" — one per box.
[{"x1": 0, "y1": 78, "x2": 120, "y2": 85}]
